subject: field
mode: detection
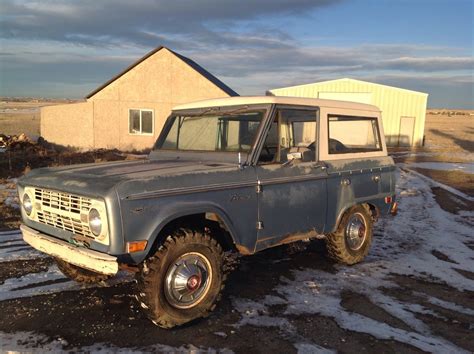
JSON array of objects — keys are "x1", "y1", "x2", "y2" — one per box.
[
  {"x1": 0, "y1": 98, "x2": 81, "y2": 137},
  {"x1": 0, "y1": 101, "x2": 473, "y2": 352}
]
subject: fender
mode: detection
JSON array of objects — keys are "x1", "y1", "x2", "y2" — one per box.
[
  {"x1": 151, "y1": 203, "x2": 240, "y2": 245},
  {"x1": 331, "y1": 197, "x2": 385, "y2": 233},
  {"x1": 122, "y1": 201, "x2": 244, "y2": 264}
]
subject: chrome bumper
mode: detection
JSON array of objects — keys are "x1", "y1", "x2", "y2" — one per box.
[{"x1": 21, "y1": 224, "x2": 118, "y2": 275}]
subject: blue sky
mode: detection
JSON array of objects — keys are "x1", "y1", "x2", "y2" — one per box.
[{"x1": 0, "y1": 0, "x2": 472, "y2": 108}]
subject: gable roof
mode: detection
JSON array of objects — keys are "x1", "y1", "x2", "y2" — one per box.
[
  {"x1": 86, "y1": 46, "x2": 238, "y2": 99},
  {"x1": 270, "y1": 78, "x2": 428, "y2": 97}
]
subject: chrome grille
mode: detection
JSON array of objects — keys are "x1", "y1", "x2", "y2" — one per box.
[
  {"x1": 36, "y1": 210, "x2": 94, "y2": 238},
  {"x1": 34, "y1": 188, "x2": 92, "y2": 214},
  {"x1": 33, "y1": 188, "x2": 94, "y2": 238}
]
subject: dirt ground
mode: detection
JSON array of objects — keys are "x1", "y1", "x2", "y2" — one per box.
[
  {"x1": 0, "y1": 103, "x2": 473, "y2": 352},
  {"x1": 391, "y1": 109, "x2": 473, "y2": 196},
  {"x1": 0, "y1": 172, "x2": 472, "y2": 352}
]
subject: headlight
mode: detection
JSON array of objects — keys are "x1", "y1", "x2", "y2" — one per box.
[
  {"x1": 23, "y1": 193, "x2": 33, "y2": 216},
  {"x1": 88, "y1": 208, "x2": 102, "y2": 236}
]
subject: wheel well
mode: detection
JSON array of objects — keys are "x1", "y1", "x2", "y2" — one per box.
[
  {"x1": 148, "y1": 213, "x2": 237, "y2": 257},
  {"x1": 336, "y1": 203, "x2": 379, "y2": 231},
  {"x1": 365, "y1": 203, "x2": 380, "y2": 222}
]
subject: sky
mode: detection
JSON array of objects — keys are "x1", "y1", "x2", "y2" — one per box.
[{"x1": 0, "y1": 0, "x2": 473, "y2": 108}]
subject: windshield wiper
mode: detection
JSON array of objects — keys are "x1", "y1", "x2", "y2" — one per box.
[
  {"x1": 194, "y1": 105, "x2": 250, "y2": 117},
  {"x1": 222, "y1": 105, "x2": 250, "y2": 116},
  {"x1": 195, "y1": 107, "x2": 216, "y2": 117}
]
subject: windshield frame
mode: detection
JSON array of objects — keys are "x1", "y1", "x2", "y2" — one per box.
[{"x1": 151, "y1": 104, "x2": 272, "y2": 163}]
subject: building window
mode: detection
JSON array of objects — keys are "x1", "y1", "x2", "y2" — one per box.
[
  {"x1": 328, "y1": 115, "x2": 382, "y2": 154},
  {"x1": 129, "y1": 109, "x2": 154, "y2": 135}
]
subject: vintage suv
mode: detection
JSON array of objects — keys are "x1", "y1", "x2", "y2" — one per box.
[{"x1": 19, "y1": 96, "x2": 397, "y2": 328}]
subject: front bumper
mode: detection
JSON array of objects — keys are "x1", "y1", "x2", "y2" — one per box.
[{"x1": 21, "y1": 224, "x2": 118, "y2": 276}]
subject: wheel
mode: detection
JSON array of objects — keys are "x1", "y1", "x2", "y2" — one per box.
[
  {"x1": 136, "y1": 227, "x2": 226, "y2": 328},
  {"x1": 55, "y1": 258, "x2": 111, "y2": 283},
  {"x1": 326, "y1": 205, "x2": 373, "y2": 265}
]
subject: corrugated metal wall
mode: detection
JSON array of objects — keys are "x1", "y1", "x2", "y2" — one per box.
[{"x1": 269, "y1": 79, "x2": 428, "y2": 147}]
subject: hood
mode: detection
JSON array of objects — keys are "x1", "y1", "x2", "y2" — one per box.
[{"x1": 18, "y1": 159, "x2": 237, "y2": 198}]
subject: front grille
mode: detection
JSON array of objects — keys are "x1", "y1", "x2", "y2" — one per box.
[
  {"x1": 33, "y1": 188, "x2": 95, "y2": 238},
  {"x1": 36, "y1": 210, "x2": 94, "y2": 238},
  {"x1": 34, "y1": 188, "x2": 92, "y2": 215}
]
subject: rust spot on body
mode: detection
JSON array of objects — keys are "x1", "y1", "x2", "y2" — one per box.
[{"x1": 236, "y1": 244, "x2": 253, "y2": 255}]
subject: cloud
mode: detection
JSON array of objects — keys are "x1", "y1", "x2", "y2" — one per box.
[
  {"x1": 0, "y1": 0, "x2": 472, "y2": 108},
  {"x1": 0, "y1": 0, "x2": 340, "y2": 48},
  {"x1": 189, "y1": 46, "x2": 474, "y2": 78},
  {"x1": 375, "y1": 57, "x2": 474, "y2": 72}
]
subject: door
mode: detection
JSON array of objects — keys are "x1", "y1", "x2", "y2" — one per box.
[
  {"x1": 255, "y1": 108, "x2": 327, "y2": 251},
  {"x1": 399, "y1": 116, "x2": 415, "y2": 146}
]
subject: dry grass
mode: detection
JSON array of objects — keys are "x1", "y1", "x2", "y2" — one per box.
[
  {"x1": 392, "y1": 110, "x2": 473, "y2": 197},
  {"x1": 424, "y1": 110, "x2": 473, "y2": 155}
]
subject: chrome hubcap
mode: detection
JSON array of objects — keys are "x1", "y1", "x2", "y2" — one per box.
[
  {"x1": 164, "y1": 252, "x2": 212, "y2": 309},
  {"x1": 345, "y1": 213, "x2": 367, "y2": 251}
]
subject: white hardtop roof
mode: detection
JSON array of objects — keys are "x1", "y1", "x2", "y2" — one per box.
[{"x1": 173, "y1": 96, "x2": 380, "y2": 112}]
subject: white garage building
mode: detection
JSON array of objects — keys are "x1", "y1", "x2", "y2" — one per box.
[{"x1": 269, "y1": 78, "x2": 428, "y2": 147}]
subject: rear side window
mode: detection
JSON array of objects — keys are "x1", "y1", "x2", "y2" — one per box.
[{"x1": 328, "y1": 115, "x2": 382, "y2": 154}]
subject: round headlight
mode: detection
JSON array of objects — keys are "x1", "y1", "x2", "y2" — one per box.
[
  {"x1": 88, "y1": 208, "x2": 102, "y2": 236},
  {"x1": 23, "y1": 193, "x2": 33, "y2": 216}
]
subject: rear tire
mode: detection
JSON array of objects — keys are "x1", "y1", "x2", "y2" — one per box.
[
  {"x1": 326, "y1": 205, "x2": 373, "y2": 265},
  {"x1": 136, "y1": 227, "x2": 225, "y2": 328},
  {"x1": 55, "y1": 258, "x2": 111, "y2": 283}
]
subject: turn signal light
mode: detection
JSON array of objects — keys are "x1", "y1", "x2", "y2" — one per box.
[{"x1": 126, "y1": 241, "x2": 148, "y2": 253}]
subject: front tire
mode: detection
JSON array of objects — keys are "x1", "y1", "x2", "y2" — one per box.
[
  {"x1": 136, "y1": 227, "x2": 225, "y2": 328},
  {"x1": 55, "y1": 258, "x2": 111, "y2": 283},
  {"x1": 326, "y1": 205, "x2": 373, "y2": 265}
]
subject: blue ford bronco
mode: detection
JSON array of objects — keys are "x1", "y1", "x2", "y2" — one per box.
[{"x1": 19, "y1": 96, "x2": 397, "y2": 328}]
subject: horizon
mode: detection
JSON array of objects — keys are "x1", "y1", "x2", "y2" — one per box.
[{"x1": 0, "y1": 0, "x2": 473, "y2": 108}]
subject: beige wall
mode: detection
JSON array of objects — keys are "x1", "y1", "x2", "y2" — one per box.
[
  {"x1": 42, "y1": 48, "x2": 233, "y2": 150},
  {"x1": 90, "y1": 48, "x2": 231, "y2": 151},
  {"x1": 41, "y1": 101, "x2": 94, "y2": 149}
]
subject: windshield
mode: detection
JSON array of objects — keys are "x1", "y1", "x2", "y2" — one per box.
[{"x1": 156, "y1": 110, "x2": 265, "y2": 152}]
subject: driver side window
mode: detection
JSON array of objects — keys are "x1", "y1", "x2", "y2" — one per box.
[{"x1": 258, "y1": 109, "x2": 317, "y2": 164}]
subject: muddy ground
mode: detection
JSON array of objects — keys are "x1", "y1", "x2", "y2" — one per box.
[
  {"x1": 0, "y1": 170, "x2": 473, "y2": 352},
  {"x1": 0, "y1": 167, "x2": 473, "y2": 353}
]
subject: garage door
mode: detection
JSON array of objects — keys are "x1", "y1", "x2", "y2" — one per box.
[{"x1": 318, "y1": 92, "x2": 372, "y2": 104}]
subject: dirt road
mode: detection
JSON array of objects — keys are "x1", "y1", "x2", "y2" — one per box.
[{"x1": 0, "y1": 169, "x2": 473, "y2": 353}]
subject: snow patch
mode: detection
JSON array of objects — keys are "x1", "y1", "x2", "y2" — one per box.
[
  {"x1": 0, "y1": 331, "x2": 230, "y2": 353},
  {"x1": 295, "y1": 343, "x2": 335, "y2": 354},
  {"x1": 0, "y1": 230, "x2": 46, "y2": 262},
  {"x1": 401, "y1": 162, "x2": 473, "y2": 174},
  {"x1": 233, "y1": 169, "x2": 473, "y2": 353}
]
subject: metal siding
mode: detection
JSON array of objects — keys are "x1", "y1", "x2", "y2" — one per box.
[{"x1": 270, "y1": 79, "x2": 427, "y2": 146}]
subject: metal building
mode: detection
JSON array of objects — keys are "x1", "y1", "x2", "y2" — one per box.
[{"x1": 269, "y1": 78, "x2": 428, "y2": 147}]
